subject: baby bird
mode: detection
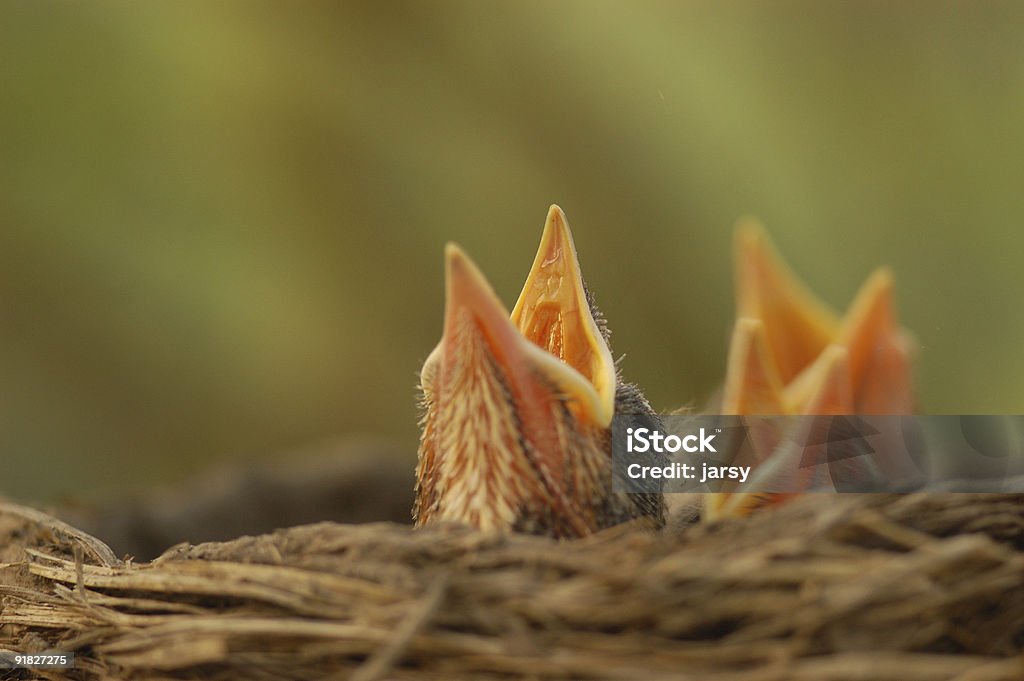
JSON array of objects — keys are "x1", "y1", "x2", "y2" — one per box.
[
  {"x1": 705, "y1": 220, "x2": 917, "y2": 520},
  {"x1": 414, "y1": 206, "x2": 663, "y2": 537}
]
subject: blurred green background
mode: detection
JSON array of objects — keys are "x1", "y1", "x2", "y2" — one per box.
[{"x1": 2, "y1": 2, "x2": 1022, "y2": 503}]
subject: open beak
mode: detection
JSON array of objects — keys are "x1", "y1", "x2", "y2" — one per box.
[
  {"x1": 415, "y1": 206, "x2": 617, "y2": 536},
  {"x1": 783, "y1": 266, "x2": 915, "y2": 415},
  {"x1": 732, "y1": 220, "x2": 914, "y2": 416},
  {"x1": 707, "y1": 343, "x2": 854, "y2": 520},
  {"x1": 707, "y1": 221, "x2": 916, "y2": 521},
  {"x1": 511, "y1": 205, "x2": 616, "y2": 428},
  {"x1": 430, "y1": 243, "x2": 584, "y2": 491}
]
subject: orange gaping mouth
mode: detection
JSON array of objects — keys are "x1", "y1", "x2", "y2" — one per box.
[
  {"x1": 422, "y1": 205, "x2": 615, "y2": 431},
  {"x1": 706, "y1": 220, "x2": 916, "y2": 521},
  {"x1": 511, "y1": 205, "x2": 616, "y2": 427},
  {"x1": 415, "y1": 206, "x2": 617, "y2": 534}
]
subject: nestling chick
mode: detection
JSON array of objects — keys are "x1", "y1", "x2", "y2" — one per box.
[
  {"x1": 415, "y1": 206, "x2": 664, "y2": 537},
  {"x1": 705, "y1": 220, "x2": 916, "y2": 520}
]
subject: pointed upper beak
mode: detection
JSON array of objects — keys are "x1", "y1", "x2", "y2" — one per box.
[
  {"x1": 511, "y1": 205, "x2": 616, "y2": 427},
  {"x1": 734, "y1": 219, "x2": 840, "y2": 384},
  {"x1": 416, "y1": 214, "x2": 620, "y2": 536},
  {"x1": 441, "y1": 242, "x2": 526, "y2": 380},
  {"x1": 709, "y1": 221, "x2": 917, "y2": 522},
  {"x1": 721, "y1": 319, "x2": 785, "y2": 415},
  {"x1": 834, "y1": 268, "x2": 916, "y2": 414}
]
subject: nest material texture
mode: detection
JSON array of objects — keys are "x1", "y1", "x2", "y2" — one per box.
[{"x1": 1, "y1": 494, "x2": 1023, "y2": 681}]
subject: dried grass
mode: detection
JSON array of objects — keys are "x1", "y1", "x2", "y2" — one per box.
[{"x1": 2, "y1": 494, "x2": 1022, "y2": 680}]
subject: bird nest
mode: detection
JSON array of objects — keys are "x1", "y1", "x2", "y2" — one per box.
[{"x1": 1, "y1": 495, "x2": 1023, "y2": 681}]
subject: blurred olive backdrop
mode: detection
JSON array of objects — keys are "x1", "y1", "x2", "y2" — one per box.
[{"x1": 2, "y1": 2, "x2": 1022, "y2": 503}]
